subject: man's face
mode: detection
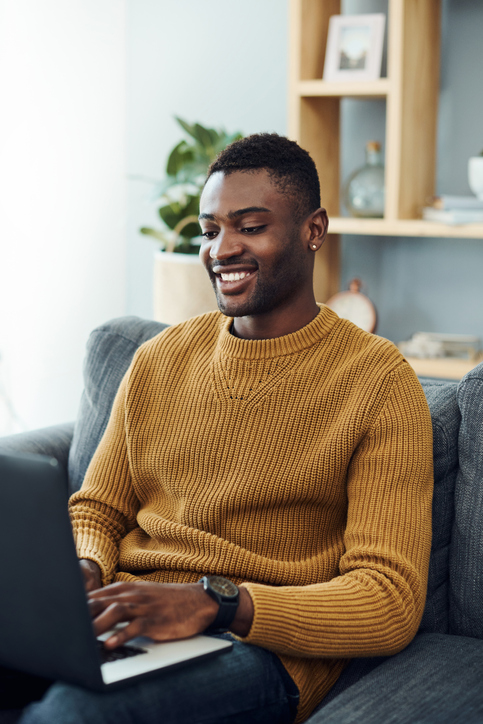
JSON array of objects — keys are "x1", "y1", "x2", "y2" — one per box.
[{"x1": 199, "y1": 170, "x2": 312, "y2": 319}]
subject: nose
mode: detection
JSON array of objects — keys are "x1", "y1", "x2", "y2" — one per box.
[{"x1": 209, "y1": 230, "x2": 244, "y2": 260}]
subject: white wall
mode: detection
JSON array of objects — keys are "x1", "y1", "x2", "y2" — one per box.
[
  {"x1": 125, "y1": 0, "x2": 288, "y2": 319},
  {"x1": 2, "y1": 0, "x2": 478, "y2": 433},
  {"x1": 0, "y1": 0, "x2": 127, "y2": 433}
]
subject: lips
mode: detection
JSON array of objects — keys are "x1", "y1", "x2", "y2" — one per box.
[{"x1": 211, "y1": 265, "x2": 257, "y2": 295}]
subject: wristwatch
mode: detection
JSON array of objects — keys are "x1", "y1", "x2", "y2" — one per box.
[{"x1": 199, "y1": 575, "x2": 239, "y2": 633}]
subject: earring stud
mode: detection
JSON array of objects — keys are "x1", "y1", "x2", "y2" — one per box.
[{"x1": 311, "y1": 244, "x2": 317, "y2": 250}]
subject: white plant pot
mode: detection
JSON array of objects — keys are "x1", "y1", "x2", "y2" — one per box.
[
  {"x1": 153, "y1": 250, "x2": 217, "y2": 325},
  {"x1": 468, "y1": 157, "x2": 483, "y2": 200}
]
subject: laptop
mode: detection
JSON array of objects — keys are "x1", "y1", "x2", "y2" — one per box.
[{"x1": 0, "y1": 451, "x2": 232, "y2": 690}]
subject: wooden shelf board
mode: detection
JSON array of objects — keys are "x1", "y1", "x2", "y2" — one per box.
[
  {"x1": 406, "y1": 355, "x2": 483, "y2": 381},
  {"x1": 327, "y1": 217, "x2": 483, "y2": 239},
  {"x1": 297, "y1": 79, "x2": 391, "y2": 98}
]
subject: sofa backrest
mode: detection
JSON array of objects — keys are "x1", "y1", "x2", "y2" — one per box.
[
  {"x1": 449, "y1": 362, "x2": 483, "y2": 639},
  {"x1": 68, "y1": 316, "x2": 167, "y2": 494},
  {"x1": 418, "y1": 378, "x2": 459, "y2": 634}
]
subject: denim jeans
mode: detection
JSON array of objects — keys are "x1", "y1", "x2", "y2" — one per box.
[{"x1": 18, "y1": 635, "x2": 299, "y2": 724}]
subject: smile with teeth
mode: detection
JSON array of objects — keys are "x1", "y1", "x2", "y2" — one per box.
[{"x1": 219, "y1": 271, "x2": 253, "y2": 282}]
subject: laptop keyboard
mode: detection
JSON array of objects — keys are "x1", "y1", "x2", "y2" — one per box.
[{"x1": 97, "y1": 640, "x2": 148, "y2": 664}]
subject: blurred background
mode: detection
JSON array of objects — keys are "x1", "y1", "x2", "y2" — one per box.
[{"x1": 0, "y1": 0, "x2": 481, "y2": 433}]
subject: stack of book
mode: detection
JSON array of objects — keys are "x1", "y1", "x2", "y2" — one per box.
[
  {"x1": 423, "y1": 195, "x2": 483, "y2": 225},
  {"x1": 399, "y1": 332, "x2": 480, "y2": 361}
]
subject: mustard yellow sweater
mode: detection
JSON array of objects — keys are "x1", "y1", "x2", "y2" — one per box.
[{"x1": 70, "y1": 306, "x2": 433, "y2": 723}]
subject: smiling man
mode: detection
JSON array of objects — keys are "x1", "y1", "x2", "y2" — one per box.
[
  {"x1": 21, "y1": 134, "x2": 433, "y2": 724},
  {"x1": 199, "y1": 163, "x2": 324, "y2": 340}
]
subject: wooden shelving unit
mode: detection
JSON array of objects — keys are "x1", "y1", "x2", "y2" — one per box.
[{"x1": 287, "y1": 0, "x2": 483, "y2": 301}]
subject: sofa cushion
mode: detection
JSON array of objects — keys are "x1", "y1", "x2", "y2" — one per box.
[
  {"x1": 309, "y1": 378, "x2": 460, "y2": 714},
  {"x1": 0, "y1": 422, "x2": 74, "y2": 480},
  {"x1": 307, "y1": 633, "x2": 483, "y2": 723},
  {"x1": 418, "y1": 378, "x2": 459, "y2": 634},
  {"x1": 68, "y1": 316, "x2": 167, "y2": 493},
  {"x1": 450, "y1": 361, "x2": 483, "y2": 638}
]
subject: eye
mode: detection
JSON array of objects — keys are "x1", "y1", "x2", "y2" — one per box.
[
  {"x1": 241, "y1": 225, "x2": 266, "y2": 234},
  {"x1": 201, "y1": 230, "x2": 218, "y2": 240}
]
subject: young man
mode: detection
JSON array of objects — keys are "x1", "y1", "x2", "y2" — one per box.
[{"x1": 21, "y1": 134, "x2": 433, "y2": 724}]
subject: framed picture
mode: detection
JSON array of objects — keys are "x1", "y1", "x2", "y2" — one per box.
[{"x1": 323, "y1": 14, "x2": 386, "y2": 82}]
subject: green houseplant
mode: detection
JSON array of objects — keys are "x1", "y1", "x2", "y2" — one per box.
[
  {"x1": 141, "y1": 118, "x2": 243, "y2": 325},
  {"x1": 140, "y1": 117, "x2": 242, "y2": 253}
]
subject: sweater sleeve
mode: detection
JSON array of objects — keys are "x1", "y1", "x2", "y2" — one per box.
[
  {"x1": 239, "y1": 362, "x2": 434, "y2": 659},
  {"x1": 69, "y1": 368, "x2": 140, "y2": 586}
]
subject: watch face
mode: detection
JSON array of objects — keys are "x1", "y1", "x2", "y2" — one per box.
[{"x1": 208, "y1": 576, "x2": 238, "y2": 598}]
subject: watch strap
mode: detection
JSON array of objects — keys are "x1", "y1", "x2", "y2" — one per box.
[{"x1": 206, "y1": 597, "x2": 238, "y2": 633}]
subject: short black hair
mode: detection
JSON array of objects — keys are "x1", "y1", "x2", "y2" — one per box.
[{"x1": 207, "y1": 133, "x2": 321, "y2": 222}]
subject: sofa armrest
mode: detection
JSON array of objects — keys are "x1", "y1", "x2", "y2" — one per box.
[{"x1": 0, "y1": 422, "x2": 75, "y2": 478}]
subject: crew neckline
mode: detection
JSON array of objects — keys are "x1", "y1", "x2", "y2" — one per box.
[{"x1": 216, "y1": 304, "x2": 338, "y2": 360}]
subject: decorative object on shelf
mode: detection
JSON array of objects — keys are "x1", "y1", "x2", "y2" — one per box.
[
  {"x1": 422, "y1": 192, "x2": 483, "y2": 224},
  {"x1": 343, "y1": 141, "x2": 385, "y2": 218},
  {"x1": 398, "y1": 333, "x2": 480, "y2": 361},
  {"x1": 468, "y1": 151, "x2": 483, "y2": 200},
  {"x1": 422, "y1": 207, "x2": 483, "y2": 225},
  {"x1": 428, "y1": 195, "x2": 483, "y2": 211},
  {"x1": 140, "y1": 117, "x2": 242, "y2": 254},
  {"x1": 323, "y1": 13, "x2": 386, "y2": 83},
  {"x1": 326, "y1": 279, "x2": 377, "y2": 333},
  {"x1": 140, "y1": 117, "x2": 243, "y2": 323}
]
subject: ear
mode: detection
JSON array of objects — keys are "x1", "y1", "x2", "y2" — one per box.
[{"x1": 306, "y1": 208, "x2": 328, "y2": 252}]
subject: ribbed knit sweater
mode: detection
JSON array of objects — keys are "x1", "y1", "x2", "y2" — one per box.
[{"x1": 70, "y1": 306, "x2": 433, "y2": 723}]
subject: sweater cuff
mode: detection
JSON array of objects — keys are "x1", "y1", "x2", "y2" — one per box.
[
  {"x1": 236, "y1": 582, "x2": 299, "y2": 653},
  {"x1": 73, "y1": 524, "x2": 119, "y2": 586}
]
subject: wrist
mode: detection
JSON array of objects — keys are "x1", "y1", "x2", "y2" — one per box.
[
  {"x1": 79, "y1": 558, "x2": 102, "y2": 591},
  {"x1": 80, "y1": 559, "x2": 101, "y2": 572},
  {"x1": 196, "y1": 582, "x2": 220, "y2": 629}
]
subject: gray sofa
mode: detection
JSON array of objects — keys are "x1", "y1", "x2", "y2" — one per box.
[{"x1": 1, "y1": 316, "x2": 482, "y2": 723}]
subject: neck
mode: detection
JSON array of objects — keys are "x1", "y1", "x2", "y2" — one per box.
[{"x1": 231, "y1": 297, "x2": 320, "y2": 340}]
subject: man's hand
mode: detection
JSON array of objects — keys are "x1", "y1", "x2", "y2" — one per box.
[
  {"x1": 80, "y1": 559, "x2": 102, "y2": 592},
  {"x1": 88, "y1": 581, "x2": 254, "y2": 648}
]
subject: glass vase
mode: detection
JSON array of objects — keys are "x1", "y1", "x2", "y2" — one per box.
[{"x1": 343, "y1": 141, "x2": 385, "y2": 218}]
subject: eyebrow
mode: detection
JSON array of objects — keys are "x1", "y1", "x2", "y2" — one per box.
[{"x1": 199, "y1": 206, "x2": 272, "y2": 221}]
